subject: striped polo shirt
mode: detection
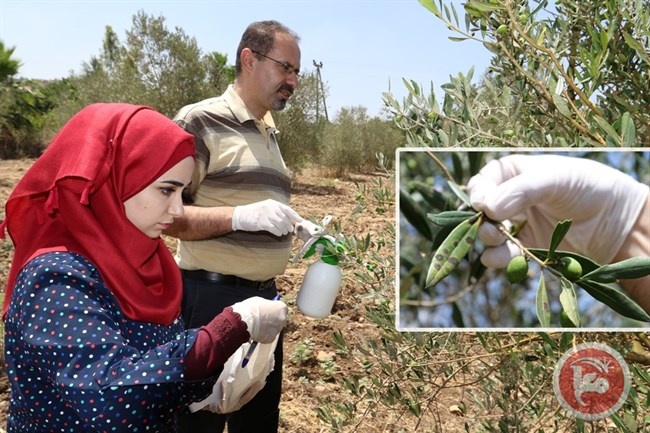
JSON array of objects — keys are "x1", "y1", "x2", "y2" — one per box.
[{"x1": 173, "y1": 85, "x2": 293, "y2": 281}]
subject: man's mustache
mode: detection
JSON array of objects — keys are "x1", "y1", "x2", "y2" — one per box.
[{"x1": 279, "y1": 84, "x2": 294, "y2": 96}]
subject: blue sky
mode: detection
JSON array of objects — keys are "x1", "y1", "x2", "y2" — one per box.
[{"x1": 0, "y1": 0, "x2": 492, "y2": 117}]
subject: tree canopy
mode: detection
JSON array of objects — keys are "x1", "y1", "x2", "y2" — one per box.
[{"x1": 386, "y1": 0, "x2": 650, "y2": 147}]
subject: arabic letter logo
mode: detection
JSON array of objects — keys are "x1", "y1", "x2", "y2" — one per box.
[{"x1": 553, "y1": 342, "x2": 631, "y2": 421}]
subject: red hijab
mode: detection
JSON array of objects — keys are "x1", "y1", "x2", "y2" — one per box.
[{"x1": 1, "y1": 103, "x2": 195, "y2": 325}]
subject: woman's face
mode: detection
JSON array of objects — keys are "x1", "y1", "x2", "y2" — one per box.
[{"x1": 123, "y1": 156, "x2": 194, "y2": 238}]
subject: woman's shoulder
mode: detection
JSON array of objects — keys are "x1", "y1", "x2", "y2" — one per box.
[{"x1": 24, "y1": 249, "x2": 99, "y2": 279}]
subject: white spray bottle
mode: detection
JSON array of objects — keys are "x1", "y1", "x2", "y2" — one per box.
[{"x1": 293, "y1": 217, "x2": 343, "y2": 318}]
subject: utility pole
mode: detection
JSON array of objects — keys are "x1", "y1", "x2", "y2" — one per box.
[{"x1": 313, "y1": 60, "x2": 329, "y2": 122}]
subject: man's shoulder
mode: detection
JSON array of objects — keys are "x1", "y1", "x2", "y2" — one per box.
[{"x1": 175, "y1": 95, "x2": 230, "y2": 121}]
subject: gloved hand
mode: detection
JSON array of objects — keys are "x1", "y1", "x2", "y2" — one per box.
[
  {"x1": 231, "y1": 296, "x2": 288, "y2": 343},
  {"x1": 467, "y1": 154, "x2": 649, "y2": 268},
  {"x1": 232, "y1": 199, "x2": 302, "y2": 236},
  {"x1": 294, "y1": 220, "x2": 322, "y2": 243}
]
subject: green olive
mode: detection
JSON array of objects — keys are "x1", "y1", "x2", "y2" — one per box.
[
  {"x1": 559, "y1": 257, "x2": 582, "y2": 281},
  {"x1": 496, "y1": 24, "x2": 509, "y2": 36},
  {"x1": 506, "y1": 255, "x2": 528, "y2": 284}
]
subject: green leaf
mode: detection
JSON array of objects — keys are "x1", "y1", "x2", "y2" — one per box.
[
  {"x1": 551, "y1": 93, "x2": 571, "y2": 118},
  {"x1": 559, "y1": 278, "x2": 580, "y2": 327},
  {"x1": 576, "y1": 279, "x2": 650, "y2": 322},
  {"x1": 482, "y1": 41, "x2": 500, "y2": 54},
  {"x1": 559, "y1": 332, "x2": 573, "y2": 351},
  {"x1": 426, "y1": 215, "x2": 481, "y2": 288},
  {"x1": 538, "y1": 332, "x2": 557, "y2": 351},
  {"x1": 418, "y1": 0, "x2": 441, "y2": 17},
  {"x1": 465, "y1": 0, "x2": 502, "y2": 13},
  {"x1": 451, "y1": 302, "x2": 465, "y2": 327},
  {"x1": 427, "y1": 210, "x2": 477, "y2": 227},
  {"x1": 548, "y1": 219, "x2": 572, "y2": 259},
  {"x1": 620, "y1": 112, "x2": 636, "y2": 146},
  {"x1": 610, "y1": 413, "x2": 635, "y2": 433},
  {"x1": 447, "y1": 180, "x2": 472, "y2": 208},
  {"x1": 400, "y1": 188, "x2": 433, "y2": 241},
  {"x1": 411, "y1": 182, "x2": 452, "y2": 210},
  {"x1": 623, "y1": 32, "x2": 650, "y2": 64},
  {"x1": 451, "y1": 153, "x2": 463, "y2": 183},
  {"x1": 581, "y1": 257, "x2": 650, "y2": 283},
  {"x1": 594, "y1": 115, "x2": 621, "y2": 144},
  {"x1": 535, "y1": 273, "x2": 551, "y2": 327},
  {"x1": 468, "y1": 152, "x2": 484, "y2": 177}
]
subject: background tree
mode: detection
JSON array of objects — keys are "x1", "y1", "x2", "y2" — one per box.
[
  {"x1": 40, "y1": 10, "x2": 235, "y2": 142},
  {"x1": 203, "y1": 51, "x2": 235, "y2": 93},
  {"x1": 276, "y1": 70, "x2": 403, "y2": 175},
  {"x1": 3, "y1": 11, "x2": 403, "y2": 175},
  {"x1": 0, "y1": 41, "x2": 51, "y2": 158},
  {"x1": 0, "y1": 41, "x2": 20, "y2": 82},
  {"x1": 274, "y1": 72, "x2": 328, "y2": 170},
  {"x1": 319, "y1": 106, "x2": 403, "y2": 177}
]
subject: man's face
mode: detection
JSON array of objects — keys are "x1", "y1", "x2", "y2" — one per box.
[{"x1": 252, "y1": 32, "x2": 301, "y2": 112}]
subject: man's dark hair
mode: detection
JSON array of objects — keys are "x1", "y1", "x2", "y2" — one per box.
[{"x1": 235, "y1": 20, "x2": 300, "y2": 75}]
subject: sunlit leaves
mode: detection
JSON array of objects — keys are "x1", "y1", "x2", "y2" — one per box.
[
  {"x1": 582, "y1": 257, "x2": 650, "y2": 283},
  {"x1": 558, "y1": 277, "x2": 580, "y2": 327},
  {"x1": 548, "y1": 219, "x2": 572, "y2": 259},
  {"x1": 535, "y1": 272, "x2": 551, "y2": 327}
]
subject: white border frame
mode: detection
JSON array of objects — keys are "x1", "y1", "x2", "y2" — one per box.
[{"x1": 395, "y1": 147, "x2": 650, "y2": 332}]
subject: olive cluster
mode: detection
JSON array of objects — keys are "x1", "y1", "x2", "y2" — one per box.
[{"x1": 506, "y1": 255, "x2": 582, "y2": 284}]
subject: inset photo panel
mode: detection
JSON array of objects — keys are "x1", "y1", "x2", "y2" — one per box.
[{"x1": 397, "y1": 148, "x2": 650, "y2": 331}]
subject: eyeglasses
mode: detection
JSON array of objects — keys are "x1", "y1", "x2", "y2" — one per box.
[{"x1": 251, "y1": 50, "x2": 300, "y2": 77}]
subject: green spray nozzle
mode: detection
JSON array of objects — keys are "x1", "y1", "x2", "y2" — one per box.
[{"x1": 303, "y1": 237, "x2": 342, "y2": 266}]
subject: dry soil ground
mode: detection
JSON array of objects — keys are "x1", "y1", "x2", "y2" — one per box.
[
  {"x1": 3, "y1": 159, "x2": 649, "y2": 433},
  {"x1": 0, "y1": 158, "x2": 395, "y2": 432}
]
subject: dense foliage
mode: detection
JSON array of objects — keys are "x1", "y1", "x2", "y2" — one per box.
[
  {"x1": 0, "y1": 11, "x2": 402, "y2": 175},
  {"x1": 385, "y1": 0, "x2": 650, "y2": 147}
]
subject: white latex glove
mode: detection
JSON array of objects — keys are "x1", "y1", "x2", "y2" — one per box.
[
  {"x1": 467, "y1": 154, "x2": 649, "y2": 268},
  {"x1": 231, "y1": 296, "x2": 288, "y2": 344},
  {"x1": 232, "y1": 199, "x2": 302, "y2": 236}
]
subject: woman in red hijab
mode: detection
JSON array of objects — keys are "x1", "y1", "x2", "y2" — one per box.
[{"x1": 1, "y1": 103, "x2": 287, "y2": 432}]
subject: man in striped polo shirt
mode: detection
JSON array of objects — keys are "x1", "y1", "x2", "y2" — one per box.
[{"x1": 168, "y1": 20, "x2": 303, "y2": 433}]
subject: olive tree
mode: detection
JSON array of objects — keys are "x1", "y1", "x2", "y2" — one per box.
[
  {"x1": 46, "y1": 11, "x2": 234, "y2": 131},
  {"x1": 385, "y1": 0, "x2": 650, "y2": 147},
  {"x1": 317, "y1": 2, "x2": 650, "y2": 430},
  {"x1": 0, "y1": 41, "x2": 51, "y2": 157}
]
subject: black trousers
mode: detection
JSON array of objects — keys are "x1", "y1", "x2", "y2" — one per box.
[{"x1": 178, "y1": 272, "x2": 283, "y2": 433}]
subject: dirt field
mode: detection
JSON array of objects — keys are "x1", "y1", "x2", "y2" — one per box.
[{"x1": 0, "y1": 158, "x2": 394, "y2": 432}]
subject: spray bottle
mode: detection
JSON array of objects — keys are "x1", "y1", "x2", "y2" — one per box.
[{"x1": 293, "y1": 217, "x2": 343, "y2": 318}]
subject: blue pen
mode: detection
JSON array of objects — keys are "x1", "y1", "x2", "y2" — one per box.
[{"x1": 241, "y1": 294, "x2": 282, "y2": 368}]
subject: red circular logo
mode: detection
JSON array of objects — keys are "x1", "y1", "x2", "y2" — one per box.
[{"x1": 553, "y1": 342, "x2": 630, "y2": 421}]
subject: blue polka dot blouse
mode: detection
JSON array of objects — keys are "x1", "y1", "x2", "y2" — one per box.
[{"x1": 4, "y1": 251, "x2": 216, "y2": 432}]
